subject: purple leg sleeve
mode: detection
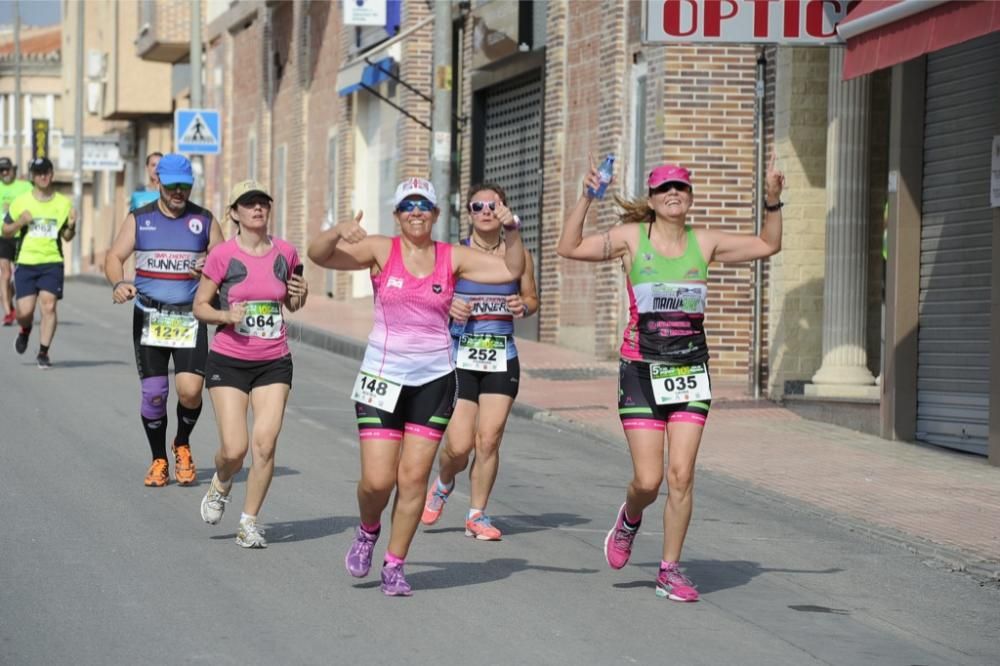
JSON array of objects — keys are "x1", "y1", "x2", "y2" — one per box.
[{"x1": 140, "y1": 376, "x2": 169, "y2": 419}]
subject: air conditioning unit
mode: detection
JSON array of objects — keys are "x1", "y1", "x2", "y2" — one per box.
[
  {"x1": 87, "y1": 50, "x2": 106, "y2": 80},
  {"x1": 86, "y1": 81, "x2": 102, "y2": 115}
]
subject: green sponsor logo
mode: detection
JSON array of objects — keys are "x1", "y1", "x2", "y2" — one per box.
[
  {"x1": 650, "y1": 364, "x2": 704, "y2": 380},
  {"x1": 459, "y1": 334, "x2": 506, "y2": 351},
  {"x1": 244, "y1": 301, "x2": 280, "y2": 316}
]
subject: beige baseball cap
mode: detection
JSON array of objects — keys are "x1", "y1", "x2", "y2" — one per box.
[{"x1": 229, "y1": 180, "x2": 272, "y2": 207}]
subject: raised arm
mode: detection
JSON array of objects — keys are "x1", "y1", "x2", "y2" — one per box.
[
  {"x1": 556, "y1": 162, "x2": 630, "y2": 263},
  {"x1": 105, "y1": 212, "x2": 138, "y2": 304},
  {"x1": 453, "y1": 205, "x2": 524, "y2": 283},
  {"x1": 704, "y1": 152, "x2": 785, "y2": 264},
  {"x1": 307, "y1": 210, "x2": 385, "y2": 271}
]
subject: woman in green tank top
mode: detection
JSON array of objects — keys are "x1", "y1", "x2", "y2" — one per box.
[{"x1": 557, "y1": 153, "x2": 785, "y2": 602}]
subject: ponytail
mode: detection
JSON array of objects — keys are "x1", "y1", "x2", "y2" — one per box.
[{"x1": 613, "y1": 194, "x2": 655, "y2": 226}]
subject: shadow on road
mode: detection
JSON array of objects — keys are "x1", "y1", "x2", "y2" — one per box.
[
  {"x1": 616, "y1": 560, "x2": 843, "y2": 595},
  {"x1": 195, "y1": 465, "x2": 300, "y2": 484},
  {"x1": 352, "y1": 557, "x2": 600, "y2": 591},
  {"x1": 423, "y1": 512, "x2": 590, "y2": 537},
  {"x1": 22, "y1": 359, "x2": 129, "y2": 369},
  {"x1": 211, "y1": 515, "x2": 356, "y2": 543}
]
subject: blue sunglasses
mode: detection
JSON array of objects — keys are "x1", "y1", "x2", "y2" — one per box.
[{"x1": 396, "y1": 199, "x2": 435, "y2": 213}]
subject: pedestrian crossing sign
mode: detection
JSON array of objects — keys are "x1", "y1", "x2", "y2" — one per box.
[{"x1": 174, "y1": 108, "x2": 220, "y2": 155}]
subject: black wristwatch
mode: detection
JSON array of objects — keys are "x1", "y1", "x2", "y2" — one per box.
[{"x1": 764, "y1": 200, "x2": 784, "y2": 212}]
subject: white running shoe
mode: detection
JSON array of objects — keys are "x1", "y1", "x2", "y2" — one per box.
[
  {"x1": 200, "y1": 477, "x2": 230, "y2": 525},
  {"x1": 236, "y1": 519, "x2": 267, "y2": 549}
]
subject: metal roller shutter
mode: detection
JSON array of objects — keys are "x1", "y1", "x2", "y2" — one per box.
[
  {"x1": 917, "y1": 33, "x2": 999, "y2": 455},
  {"x1": 481, "y1": 73, "x2": 543, "y2": 340}
]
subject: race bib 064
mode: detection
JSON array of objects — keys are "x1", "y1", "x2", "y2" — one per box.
[{"x1": 235, "y1": 301, "x2": 283, "y2": 339}]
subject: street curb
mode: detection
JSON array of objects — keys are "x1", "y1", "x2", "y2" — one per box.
[
  {"x1": 286, "y1": 319, "x2": 366, "y2": 361},
  {"x1": 65, "y1": 276, "x2": 1000, "y2": 581}
]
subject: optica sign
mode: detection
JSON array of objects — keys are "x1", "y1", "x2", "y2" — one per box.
[{"x1": 644, "y1": 0, "x2": 849, "y2": 45}]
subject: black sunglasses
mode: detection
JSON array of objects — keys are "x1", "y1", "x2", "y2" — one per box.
[
  {"x1": 237, "y1": 197, "x2": 271, "y2": 209},
  {"x1": 163, "y1": 183, "x2": 193, "y2": 192},
  {"x1": 650, "y1": 181, "x2": 692, "y2": 195}
]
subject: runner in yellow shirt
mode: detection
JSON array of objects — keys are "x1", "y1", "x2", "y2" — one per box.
[
  {"x1": 0, "y1": 157, "x2": 33, "y2": 325},
  {"x1": 1, "y1": 158, "x2": 76, "y2": 368}
]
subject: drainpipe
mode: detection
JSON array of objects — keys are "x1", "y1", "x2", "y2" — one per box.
[
  {"x1": 751, "y1": 48, "x2": 766, "y2": 400},
  {"x1": 71, "y1": 0, "x2": 84, "y2": 275}
]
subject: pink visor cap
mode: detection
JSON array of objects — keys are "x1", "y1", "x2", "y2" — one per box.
[{"x1": 648, "y1": 165, "x2": 692, "y2": 189}]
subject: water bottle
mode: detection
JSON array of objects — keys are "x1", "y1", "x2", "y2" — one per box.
[{"x1": 588, "y1": 154, "x2": 615, "y2": 199}]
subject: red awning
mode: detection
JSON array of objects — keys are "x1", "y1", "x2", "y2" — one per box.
[{"x1": 839, "y1": 0, "x2": 1000, "y2": 79}]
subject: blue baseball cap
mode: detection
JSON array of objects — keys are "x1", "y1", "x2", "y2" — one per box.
[{"x1": 156, "y1": 153, "x2": 194, "y2": 186}]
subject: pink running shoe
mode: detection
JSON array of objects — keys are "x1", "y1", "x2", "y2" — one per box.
[
  {"x1": 381, "y1": 563, "x2": 413, "y2": 597},
  {"x1": 656, "y1": 564, "x2": 699, "y2": 602},
  {"x1": 464, "y1": 513, "x2": 502, "y2": 541},
  {"x1": 603, "y1": 503, "x2": 639, "y2": 570},
  {"x1": 345, "y1": 526, "x2": 379, "y2": 578}
]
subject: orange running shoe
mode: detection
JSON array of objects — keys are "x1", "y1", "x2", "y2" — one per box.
[
  {"x1": 421, "y1": 478, "x2": 453, "y2": 526},
  {"x1": 144, "y1": 459, "x2": 169, "y2": 487},
  {"x1": 172, "y1": 443, "x2": 197, "y2": 486}
]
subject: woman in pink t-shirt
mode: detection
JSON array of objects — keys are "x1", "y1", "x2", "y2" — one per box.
[
  {"x1": 308, "y1": 177, "x2": 524, "y2": 596},
  {"x1": 192, "y1": 180, "x2": 308, "y2": 549}
]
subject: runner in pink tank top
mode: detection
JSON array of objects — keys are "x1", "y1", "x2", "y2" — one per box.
[{"x1": 309, "y1": 177, "x2": 525, "y2": 596}]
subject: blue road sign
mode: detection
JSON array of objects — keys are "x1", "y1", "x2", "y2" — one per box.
[{"x1": 174, "y1": 108, "x2": 220, "y2": 155}]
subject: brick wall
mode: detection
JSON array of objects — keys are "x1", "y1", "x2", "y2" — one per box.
[
  {"x1": 329, "y1": 18, "x2": 358, "y2": 300},
  {"x1": 227, "y1": 13, "x2": 264, "y2": 237},
  {"x1": 552, "y1": 1, "x2": 614, "y2": 356},
  {"x1": 397, "y1": 3, "x2": 433, "y2": 178},
  {"x1": 659, "y1": 45, "x2": 758, "y2": 379},
  {"x1": 304, "y1": 0, "x2": 342, "y2": 295},
  {"x1": 538, "y1": 0, "x2": 568, "y2": 345},
  {"x1": 593, "y1": 4, "x2": 630, "y2": 357},
  {"x1": 153, "y1": 0, "x2": 201, "y2": 44},
  {"x1": 204, "y1": 37, "x2": 225, "y2": 222},
  {"x1": 270, "y1": 3, "x2": 305, "y2": 251}
]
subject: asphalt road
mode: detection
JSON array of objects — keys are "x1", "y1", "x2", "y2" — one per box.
[{"x1": 1, "y1": 282, "x2": 998, "y2": 665}]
